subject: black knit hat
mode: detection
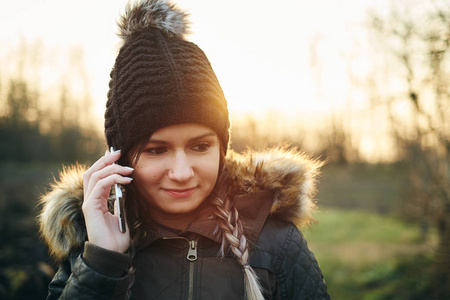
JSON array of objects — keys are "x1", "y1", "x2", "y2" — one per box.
[{"x1": 105, "y1": 0, "x2": 230, "y2": 159}]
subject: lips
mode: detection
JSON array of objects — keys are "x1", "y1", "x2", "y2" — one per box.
[{"x1": 163, "y1": 187, "x2": 196, "y2": 198}]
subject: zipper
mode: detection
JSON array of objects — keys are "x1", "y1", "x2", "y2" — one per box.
[
  {"x1": 187, "y1": 240, "x2": 198, "y2": 261},
  {"x1": 162, "y1": 237, "x2": 198, "y2": 299},
  {"x1": 187, "y1": 240, "x2": 197, "y2": 300}
]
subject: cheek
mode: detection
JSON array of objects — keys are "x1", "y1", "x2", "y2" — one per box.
[
  {"x1": 199, "y1": 159, "x2": 220, "y2": 185},
  {"x1": 133, "y1": 163, "x2": 164, "y2": 185}
]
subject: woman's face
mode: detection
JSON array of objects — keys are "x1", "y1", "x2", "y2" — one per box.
[{"x1": 131, "y1": 123, "x2": 220, "y2": 229}]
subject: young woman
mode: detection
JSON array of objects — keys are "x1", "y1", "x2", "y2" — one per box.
[{"x1": 39, "y1": 0, "x2": 330, "y2": 299}]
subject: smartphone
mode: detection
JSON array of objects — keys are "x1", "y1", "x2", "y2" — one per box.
[{"x1": 110, "y1": 147, "x2": 126, "y2": 233}]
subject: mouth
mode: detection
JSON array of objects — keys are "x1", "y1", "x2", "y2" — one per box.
[{"x1": 163, "y1": 187, "x2": 196, "y2": 198}]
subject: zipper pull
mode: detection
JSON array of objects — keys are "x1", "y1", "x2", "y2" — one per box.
[{"x1": 187, "y1": 240, "x2": 198, "y2": 261}]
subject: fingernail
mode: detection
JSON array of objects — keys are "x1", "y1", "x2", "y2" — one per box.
[
  {"x1": 125, "y1": 177, "x2": 133, "y2": 181},
  {"x1": 125, "y1": 167, "x2": 134, "y2": 171},
  {"x1": 105, "y1": 149, "x2": 109, "y2": 155},
  {"x1": 114, "y1": 149, "x2": 121, "y2": 154}
]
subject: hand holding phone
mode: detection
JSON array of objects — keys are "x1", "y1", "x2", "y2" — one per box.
[{"x1": 82, "y1": 147, "x2": 132, "y2": 252}]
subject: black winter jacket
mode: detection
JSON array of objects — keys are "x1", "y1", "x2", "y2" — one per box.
[{"x1": 40, "y1": 149, "x2": 330, "y2": 299}]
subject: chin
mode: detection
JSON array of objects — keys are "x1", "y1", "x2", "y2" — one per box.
[{"x1": 165, "y1": 203, "x2": 202, "y2": 215}]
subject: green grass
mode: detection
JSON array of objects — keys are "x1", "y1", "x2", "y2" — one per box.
[
  {"x1": 305, "y1": 208, "x2": 424, "y2": 244},
  {"x1": 302, "y1": 208, "x2": 441, "y2": 300}
]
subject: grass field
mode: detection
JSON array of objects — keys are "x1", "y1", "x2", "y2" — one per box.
[{"x1": 303, "y1": 208, "x2": 440, "y2": 300}]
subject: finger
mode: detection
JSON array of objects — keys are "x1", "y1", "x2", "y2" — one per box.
[
  {"x1": 83, "y1": 150, "x2": 122, "y2": 194},
  {"x1": 85, "y1": 164, "x2": 134, "y2": 199},
  {"x1": 83, "y1": 174, "x2": 133, "y2": 212},
  {"x1": 83, "y1": 150, "x2": 126, "y2": 195}
]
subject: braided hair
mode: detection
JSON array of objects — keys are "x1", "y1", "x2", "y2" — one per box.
[{"x1": 210, "y1": 166, "x2": 265, "y2": 300}]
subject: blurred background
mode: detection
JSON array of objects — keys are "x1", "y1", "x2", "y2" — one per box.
[{"x1": 1, "y1": 0, "x2": 449, "y2": 299}]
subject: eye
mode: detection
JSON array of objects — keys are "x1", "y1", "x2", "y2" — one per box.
[
  {"x1": 191, "y1": 143, "x2": 210, "y2": 152},
  {"x1": 145, "y1": 146, "x2": 167, "y2": 155}
]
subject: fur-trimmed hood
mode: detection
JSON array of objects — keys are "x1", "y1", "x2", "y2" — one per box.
[{"x1": 39, "y1": 147, "x2": 323, "y2": 262}]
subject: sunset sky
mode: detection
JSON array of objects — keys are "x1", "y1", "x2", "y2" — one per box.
[{"x1": 0, "y1": 0, "x2": 391, "y2": 114}]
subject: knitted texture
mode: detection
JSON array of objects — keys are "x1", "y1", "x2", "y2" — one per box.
[{"x1": 105, "y1": 3, "x2": 229, "y2": 159}]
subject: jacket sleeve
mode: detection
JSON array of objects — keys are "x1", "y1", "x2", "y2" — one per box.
[
  {"x1": 47, "y1": 257, "x2": 72, "y2": 299},
  {"x1": 278, "y1": 225, "x2": 330, "y2": 300},
  {"x1": 47, "y1": 243, "x2": 132, "y2": 300}
]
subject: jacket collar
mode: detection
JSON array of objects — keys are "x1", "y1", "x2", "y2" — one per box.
[
  {"x1": 39, "y1": 147, "x2": 323, "y2": 261},
  {"x1": 134, "y1": 190, "x2": 273, "y2": 252}
]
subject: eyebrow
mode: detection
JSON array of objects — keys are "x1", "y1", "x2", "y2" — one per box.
[{"x1": 147, "y1": 132, "x2": 217, "y2": 145}]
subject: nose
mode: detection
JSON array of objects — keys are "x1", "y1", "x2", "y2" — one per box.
[{"x1": 168, "y1": 151, "x2": 194, "y2": 182}]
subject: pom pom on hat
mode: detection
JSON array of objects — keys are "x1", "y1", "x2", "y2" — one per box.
[{"x1": 117, "y1": 0, "x2": 190, "y2": 40}]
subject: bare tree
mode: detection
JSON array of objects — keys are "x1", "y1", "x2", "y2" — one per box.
[{"x1": 369, "y1": 0, "x2": 450, "y2": 282}]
